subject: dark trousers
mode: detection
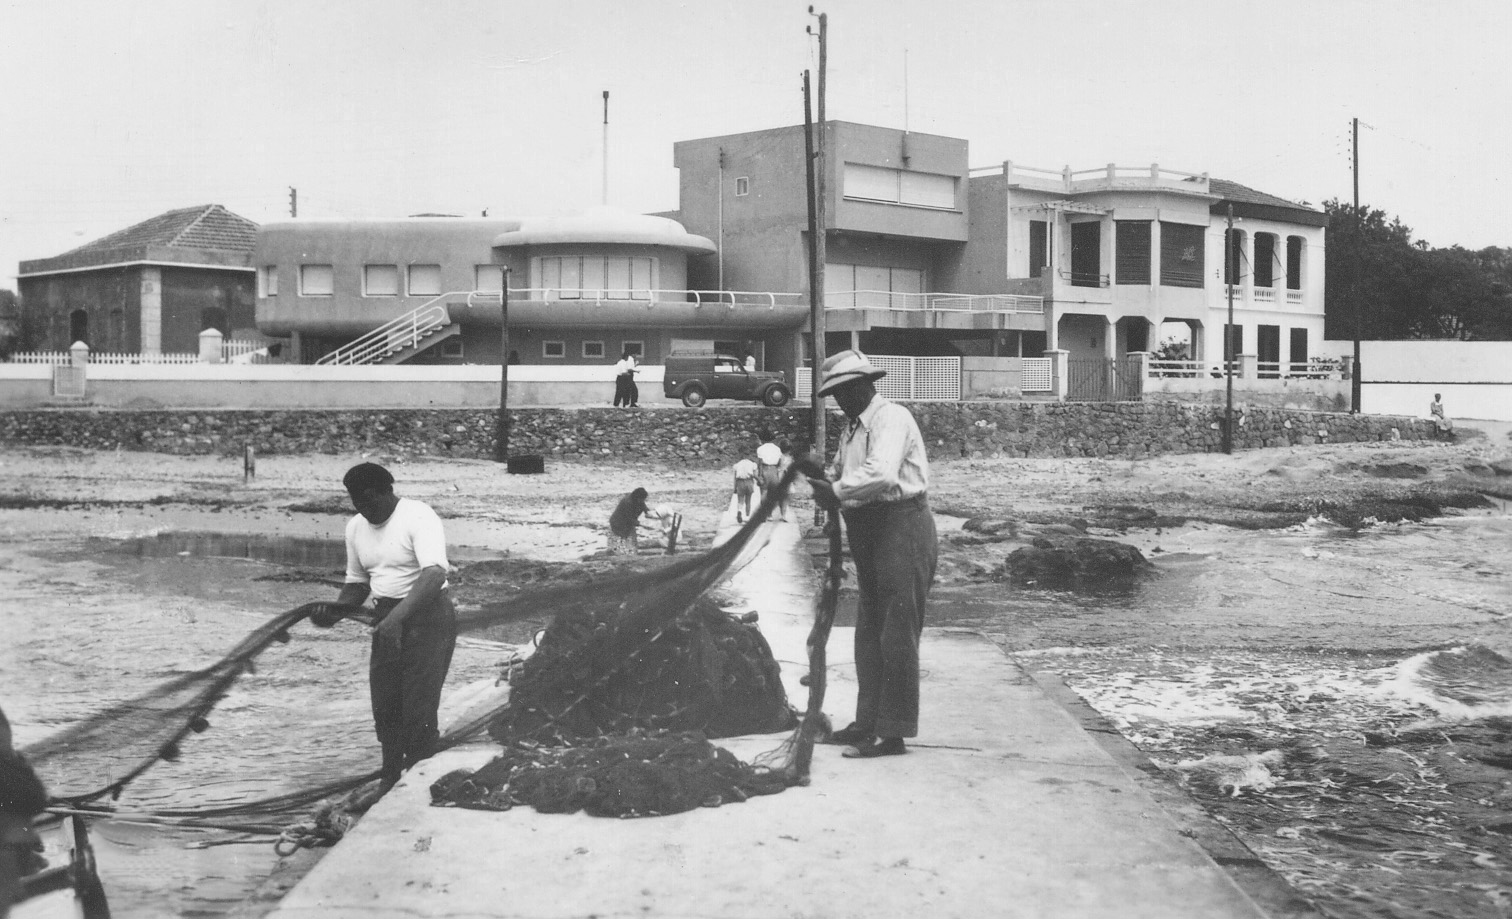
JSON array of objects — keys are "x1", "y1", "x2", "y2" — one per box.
[
  {"x1": 613, "y1": 373, "x2": 639, "y2": 406},
  {"x1": 370, "y1": 592, "x2": 457, "y2": 785},
  {"x1": 842, "y1": 495, "x2": 938, "y2": 738}
]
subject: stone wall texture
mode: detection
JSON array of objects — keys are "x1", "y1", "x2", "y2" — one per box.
[{"x1": 0, "y1": 403, "x2": 1435, "y2": 466}]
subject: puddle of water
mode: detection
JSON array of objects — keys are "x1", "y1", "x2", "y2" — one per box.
[{"x1": 109, "y1": 531, "x2": 350, "y2": 568}]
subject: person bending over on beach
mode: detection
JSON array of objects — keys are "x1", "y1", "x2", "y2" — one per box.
[
  {"x1": 755, "y1": 433, "x2": 789, "y2": 522},
  {"x1": 807, "y1": 350, "x2": 937, "y2": 759},
  {"x1": 329, "y1": 463, "x2": 458, "y2": 792},
  {"x1": 608, "y1": 487, "x2": 655, "y2": 555}
]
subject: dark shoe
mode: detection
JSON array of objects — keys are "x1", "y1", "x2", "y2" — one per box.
[
  {"x1": 823, "y1": 722, "x2": 874, "y2": 746},
  {"x1": 842, "y1": 737, "x2": 907, "y2": 758}
]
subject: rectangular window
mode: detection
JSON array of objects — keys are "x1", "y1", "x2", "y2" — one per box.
[
  {"x1": 407, "y1": 264, "x2": 442, "y2": 297},
  {"x1": 540, "y1": 257, "x2": 654, "y2": 300},
  {"x1": 1286, "y1": 237, "x2": 1304, "y2": 290},
  {"x1": 1224, "y1": 324, "x2": 1244, "y2": 360},
  {"x1": 899, "y1": 171, "x2": 956, "y2": 208},
  {"x1": 580, "y1": 257, "x2": 605, "y2": 297},
  {"x1": 475, "y1": 265, "x2": 505, "y2": 293},
  {"x1": 1289, "y1": 327, "x2": 1308, "y2": 363},
  {"x1": 1159, "y1": 222, "x2": 1205, "y2": 288},
  {"x1": 1069, "y1": 221, "x2": 1101, "y2": 287},
  {"x1": 440, "y1": 338, "x2": 464, "y2": 358},
  {"x1": 1225, "y1": 230, "x2": 1244, "y2": 286},
  {"x1": 299, "y1": 264, "x2": 334, "y2": 297},
  {"x1": 604, "y1": 258, "x2": 630, "y2": 299},
  {"x1": 542, "y1": 340, "x2": 565, "y2": 359},
  {"x1": 258, "y1": 266, "x2": 278, "y2": 297},
  {"x1": 582, "y1": 340, "x2": 605, "y2": 359},
  {"x1": 1028, "y1": 220, "x2": 1048, "y2": 277},
  {"x1": 364, "y1": 264, "x2": 399, "y2": 297},
  {"x1": 890, "y1": 267, "x2": 924, "y2": 294},
  {"x1": 558, "y1": 258, "x2": 582, "y2": 299},
  {"x1": 629, "y1": 257, "x2": 652, "y2": 299},
  {"x1": 540, "y1": 257, "x2": 562, "y2": 296},
  {"x1": 1254, "y1": 234, "x2": 1276, "y2": 288},
  {"x1": 824, "y1": 263, "x2": 856, "y2": 308},
  {"x1": 843, "y1": 163, "x2": 956, "y2": 208},
  {"x1": 844, "y1": 163, "x2": 899, "y2": 201},
  {"x1": 621, "y1": 340, "x2": 644, "y2": 358},
  {"x1": 735, "y1": 176, "x2": 749, "y2": 196},
  {"x1": 1114, "y1": 221, "x2": 1151, "y2": 285}
]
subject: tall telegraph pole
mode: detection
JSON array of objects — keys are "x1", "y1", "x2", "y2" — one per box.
[
  {"x1": 495, "y1": 269, "x2": 511, "y2": 463},
  {"x1": 1350, "y1": 116, "x2": 1362, "y2": 414},
  {"x1": 1223, "y1": 204, "x2": 1235, "y2": 455},
  {"x1": 807, "y1": 7, "x2": 829, "y2": 459}
]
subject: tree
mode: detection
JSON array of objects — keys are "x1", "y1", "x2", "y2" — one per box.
[{"x1": 1324, "y1": 201, "x2": 1512, "y2": 340}]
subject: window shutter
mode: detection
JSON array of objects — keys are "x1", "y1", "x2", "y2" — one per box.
[
  {"x1": 1115, "y1": 221, "x2": 1151, "y2": 285},
  {"x1": 1159, "y1": 223, "x2": 1205, "y2": 288}
]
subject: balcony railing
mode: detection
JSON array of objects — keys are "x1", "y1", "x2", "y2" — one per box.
[
  {"x1": 467, "y1": 288, "x2": 806, "y2": 309},
  {"x1": 972, "y1": 160, "x2": 1211, "y2": 195},
  {"x1": 1148, "y1": 358, "x2": 1348, "y2": 380},
  {"x1": 824, "y1": 290, "x2": 1044, "y2": 314}
]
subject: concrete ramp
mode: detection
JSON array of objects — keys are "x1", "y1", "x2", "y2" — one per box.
[{"x1": 266, "y1": 515, "x2": 1280, "y2": 919}]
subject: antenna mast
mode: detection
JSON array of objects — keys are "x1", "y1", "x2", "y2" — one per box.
[{"x1": 602, "y1": 91, "x2": 610, "y2": 206}]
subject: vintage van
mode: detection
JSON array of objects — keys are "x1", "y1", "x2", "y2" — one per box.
[{"x1": 661, "y1": 352, "x2": 790, "y2": 407}]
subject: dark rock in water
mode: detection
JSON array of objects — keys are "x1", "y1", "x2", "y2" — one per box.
[
  {"x1": 1363, "y1": 462, "x2": 1428, "y2": 479},
  {"x1": 1002, "y1": 536, "x2": 1150, "y2": 584},
  {"x1": 962, "y1": 517, "x2": 1017, "y2": 537},
  {"x1": 1085, "y1": 504, "x2": 1158, "y2": 522}
]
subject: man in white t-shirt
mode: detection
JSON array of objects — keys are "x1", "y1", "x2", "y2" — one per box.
[{"x1": 331, "y1": 463, "x2": 457, "y2": 791}]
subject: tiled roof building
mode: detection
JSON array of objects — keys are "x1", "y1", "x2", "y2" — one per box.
[{"x1": 18, "y1": 205, "x2": 258, "y2": 354}]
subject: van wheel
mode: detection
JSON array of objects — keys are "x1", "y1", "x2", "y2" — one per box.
[
  {"x1": 763, "y1": 384, "x2": 791, "y2": 407},
  {"x1": 682, "y1": 386, "x2": 707, "y2": 408}
]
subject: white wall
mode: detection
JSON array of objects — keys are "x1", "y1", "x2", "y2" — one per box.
[
  {"x1": 1358, "y1": 340, "x2": 1512, "y2": 422},
  {"x1": 0, "y1": 363, "x2": 673, "y2": 410}
]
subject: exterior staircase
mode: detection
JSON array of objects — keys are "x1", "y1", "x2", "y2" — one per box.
[{"x1": 315, "y1": 294, "x2": 461, "y2": 366}]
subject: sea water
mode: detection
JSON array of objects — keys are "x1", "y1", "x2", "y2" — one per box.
[
  {"x1": 4, "y1": 510, "x2": 1510, "y2": 918},
  {"x1": 928, "y1": 510, "x2": 1512, "y2": 919}
]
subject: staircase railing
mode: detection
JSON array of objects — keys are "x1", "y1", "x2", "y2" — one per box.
[{"x1": 315, "y1": 293, "x2": 457, "y2": 366}]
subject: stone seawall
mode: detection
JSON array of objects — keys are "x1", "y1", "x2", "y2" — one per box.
[{"x1": 0, "y1": 403, "x2": 1435, "y2": 465}]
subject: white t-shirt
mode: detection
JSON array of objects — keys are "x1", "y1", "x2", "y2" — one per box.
[
  {"x1": 756, "y1": 442, "x2": 782, "y2": 466},
  {"x1": 345, "y1": 498, "x2": 450, "y2": 599}
]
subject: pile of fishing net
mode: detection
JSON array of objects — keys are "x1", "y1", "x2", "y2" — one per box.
[
  {"x1": 430, "y1": 729, "x2": 788, "y2": 818},
  {"x1": 485, "y1": 596, "x2": 796, "y2": 743}
]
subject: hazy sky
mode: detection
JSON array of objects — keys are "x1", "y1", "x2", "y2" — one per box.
[{"x1": 3, "y1": 0, "x2": 1509, "y2": 291}]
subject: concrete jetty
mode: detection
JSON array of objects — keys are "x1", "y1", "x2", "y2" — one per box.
[{"x1": 265, "y1": 513, "x2": 1305, "y2": 919}]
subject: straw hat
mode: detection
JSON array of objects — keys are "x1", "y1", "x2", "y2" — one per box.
[{"x1": 816, "y1": 349, "x2": 887, "y2": 397}]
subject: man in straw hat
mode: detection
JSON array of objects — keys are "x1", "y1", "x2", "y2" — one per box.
[{"x1": 807, "y1": 350, "x2": 938, "y2": 758}]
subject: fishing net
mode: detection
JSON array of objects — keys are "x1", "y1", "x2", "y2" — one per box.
[{"x1": 20, "y1": 456, "x2": 840, "y2": 832}]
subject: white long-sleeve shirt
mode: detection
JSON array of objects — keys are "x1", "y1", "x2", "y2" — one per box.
[{"x1": 829, "y1": 395, "x2": 930, "y2": 508}]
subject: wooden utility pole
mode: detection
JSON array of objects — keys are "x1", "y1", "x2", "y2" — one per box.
[
  {"x1": 495, "y1": 269, "x2": 511, "y2": 463},
  {"x1": 1351, "y1": 116, "x2": 1362, "y2": 414},
  {"x1": 804, "y1": 74, "x2": 822, "y2": 455},
  {"x1": 1223, "y1": 204, "x2": 1235, "y2": 455},
  {"x1": 807, "y1": 7, "x2": 829, "y2": 460}
]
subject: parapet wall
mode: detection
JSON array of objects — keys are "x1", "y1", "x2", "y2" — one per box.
[{"x1": 0, "y1": 403, "x2": 1436, "y2": 465}]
